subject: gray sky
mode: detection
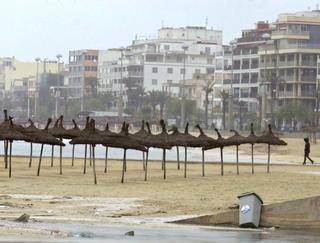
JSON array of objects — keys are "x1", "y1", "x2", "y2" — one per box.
[{"x1": 1, "y1": 0, "x2": 319, "y2": 62}]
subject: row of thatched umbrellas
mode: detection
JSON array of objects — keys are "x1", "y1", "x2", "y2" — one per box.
[{"x1": 0, "y1": 110, "x2": 287, "y2": 184}]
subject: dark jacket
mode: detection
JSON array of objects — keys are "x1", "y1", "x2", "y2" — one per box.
[{"x1": 304, "y1": 138, "x2": 310, "y2": 154}]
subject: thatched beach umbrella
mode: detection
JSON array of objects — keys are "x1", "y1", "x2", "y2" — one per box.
[
  {"x1": 70, "y1": 119, "x2": 108, "y2": 184},
  {"x1": 55, "y1": 117, "x2": 83, "y2": 167},
  {"x1": 21, "y1": 119, "x2": 63, "y2": 168},
  {"x1": 244, "y1": 123, "x2": 258, "y2": 174},
  {"x1": 47, "y1": 116, "x2": 64, "y2": 171},
  {"x1": 150, "y1": 120, "x2": 171, "y2": 180},
  {"x1": 144, "y1": 121, "x2": 172, "y2": 180},
  {"x1": 28, "y1": 119, "x2": 66, "y2": 176},
  {"x1": 99, "y1": 123, "x2": 113, "y2": 173},
  {"x1": 257, "y1": 124, "x2": 287, "y2": 173},
  {"x1": 227, "y1": 129, "x2": 247, "y2": 175},
  {"x1": 0, "y1": 118, "x2": 30, "y2": 178},
  {"x1": 202, "y1": 128, "x2": 230, "y2": 176},
  {"x1": 168, "y1": 123, "x2": 203, "y2": 178},
  {"x1": 132, "y1": 120, "x2": 149, "y2": 171},
  {"x1": 98, "y1": 122, "x2": 147, "y2": 183},
  {"x1": 167, "y1": 125, "x2": 187, "y2": 173},
  {"x1": 129, "y1": 121, "x2": 170, "y2": 182},
  {"x1": 67, "y1": 120, "x2": 82, "y2": 166},
  {"x1": 194, "y1": 124, "x2": 220, "y2": 176}
]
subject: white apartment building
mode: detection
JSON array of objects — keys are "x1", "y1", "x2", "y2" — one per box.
[{"x1": 98, "y1": 26, "x2": 223, "y2": 111}]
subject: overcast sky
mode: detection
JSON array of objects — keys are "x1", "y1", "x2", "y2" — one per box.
[{"x1": 1, "y1": 0, "x2": 319, "y2": 62}]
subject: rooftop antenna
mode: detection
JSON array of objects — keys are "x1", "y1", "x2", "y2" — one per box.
[
  {"x1": 205, "y1": 16, "x2": 208, "y2": 27},
  {"x1": 161, "y1": 20, "x2": 164, "y2": 28}
]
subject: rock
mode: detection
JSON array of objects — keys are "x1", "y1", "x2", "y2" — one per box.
[
  {"x1": 79, "y1": 232, "x2": 94, "y2": 238},
  {"x1": 125, "y1": 231, "x2": 134, "y2": 236},
  {"x1": 15, "y1": 213, "x2": 30, "y2": 222},
  {"x1": 73, "y1": 232, "x2": 94, "y2": 238}
]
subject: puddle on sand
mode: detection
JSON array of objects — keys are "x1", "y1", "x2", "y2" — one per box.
[{"x1": 0, "y1": 220, "x2": 320, "y2": 243}]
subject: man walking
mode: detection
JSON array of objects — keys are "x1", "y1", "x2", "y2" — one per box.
[{"x1": 303, "y1": 137, "x2": 314, "y2": 165}]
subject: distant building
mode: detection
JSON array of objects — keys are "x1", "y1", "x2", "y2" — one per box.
[
  {"x1": 100, "y1": 26, "x2": 223, "y2": 111},
  {"x1": 214, "y1": 22, "x2": 273, "y2": 115},
  {"x1": 68, "y1": 49, "x2": 99, "y2": 101},
  {"x1": 259, "y1": 10, "x2": 320, "y2": 127},
  {"x1": 0, "y1": 57, "x2": 60, "y2": 91}
]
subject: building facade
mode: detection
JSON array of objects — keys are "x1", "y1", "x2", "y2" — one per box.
[
  {"x1": 259, "y1": 10, "x2": 320, "y2": 128},
  {"x1": 99, "y1": 26, "x2": 223, "y2": 111},
  {"x1": 68, "y1": 49, "x2": 99, "y2": 106}
]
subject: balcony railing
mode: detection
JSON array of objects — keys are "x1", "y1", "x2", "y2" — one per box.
[
  {"x1": 272, "y1": 29, "x2": 310, "y2": 37},
  {"x1": 300, "y1": 76, "x2": 316, "y2": 82},
  {"x1": 301, "y1": 91, "x2": 316, "y2": 97},
  {"x1": 278, "y1": 91, "x2": 295, "y2": 97},
  {"x1": 128, "y1": 71, "x2": 144, "y2": 77},
  {"x1": 301, "y1": 60, "x2": 317, "y2": 66}
]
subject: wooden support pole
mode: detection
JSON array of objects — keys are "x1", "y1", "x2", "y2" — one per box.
[
  {"x1": 83, "y1": 144, "x2": 87, "y2": 174},
  {"x1": 37, "y1": 144, "x2": 44, "y2": 176},
  {"x1": 121, "y1": 149, "x2": 127, "y2": 183},
  {"x1": 144, "y1": 149, "x2": 149, "y2": 181},
  {"x1": 202, "y1": 149, "x2": 205, "y2": 177},
  {"x1": 8, "y1": 141, "x2": 12, "y2": 178},
  {"x1": 51, "y1": 145, "x2": 54, "y2": 167},
  {"x1": 104, "y1": 147, "x2": 108, "y2": 173},
  {"x1": 177, "y1": 146, "x2": 180, "y2": 170},
  {"x1": 220, "y1": 147, "x2": 224, "y2": 176},
  {"x1": 28, "y1": 143, "x2": 33, "y2": 168},
  {"x1": 71, "y1": 145, "x2": 75, "y2": 167},
  {"x1": 92, "y1": 145, "x2": 97, "y2": 185}
]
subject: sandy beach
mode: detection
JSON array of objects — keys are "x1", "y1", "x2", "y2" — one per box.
[{"x1": 0, "y1": 137, "x2": 319, "y2": 239}]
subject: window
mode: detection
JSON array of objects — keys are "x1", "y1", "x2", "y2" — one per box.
[
  {"x1": 250, "y1": 73, "x2": 258, "y2": 83},
  {"x1": 152, "y1": 67, "x2": 158, "y2": 73},
  {"x1": 205, "y1": 47, "x2": 211, "y2": 55},
  {"x1": 241, "y1": 73, "x2": 249, "y2": 83},
  {"x1": 233, "y1": 74, "x2": 240, "y2": 84},
  {"x1": 287, "y1": 54, "x2": 294, "y2": 62},
  {"x1": 206, "y1": 68, "x2": 215, "y2": 74},
  {"x1": 180, "y1": 68, "x2": 185, "y2": 74},
  {"x1": 152, "y1": 79, "x2": 158, "y2": 85},
  {"x1": 164, "y1": 45, "x2": 170, "y2": 50},
  {"x1": 207, "y1": 58, "x2": 213, "y2": 64},
  {"x1": 167, "y1": 68, "x2": 173, "y2": 74},
  {"x1": 251, "y1": 59, "x2": 258, "y2": 69},
  {"x1": 195, "y1": 69, "x2": 201, "y2": 74}
]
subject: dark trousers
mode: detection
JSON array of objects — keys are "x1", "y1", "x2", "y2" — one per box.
[{"x1": 303, "y1": 152, "x2": 314, "y2": 164}]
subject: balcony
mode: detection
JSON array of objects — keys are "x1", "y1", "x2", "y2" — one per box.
[
  {"x1": 278, "y1": 91, "x2": 295, "y2": 97},
  {"x1": 128, "y1": 71, "x2": 144, "y2": 77},
  {"x1": 278, "y1": 61, "x2": 296, "y2": 67},
  {"x1": 271, "y1": 30, "x2": 310, "y2": 40},
  {"x1": 301, "y1": 90, "x2": 316, "y2": 97},
  {"x1": 300, "y1": 76, "x2": 316, "y2": 82},
  {"x1": 259, "y1": 43, "x2": 320, "y2": 53},
  {"x1": 301, "y1": 60, "x2": 317, "y2": 67}
]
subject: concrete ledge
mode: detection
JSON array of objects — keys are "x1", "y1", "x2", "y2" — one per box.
[{"x1": 172, "y1": 195, "x2": 320, "y2": 230}]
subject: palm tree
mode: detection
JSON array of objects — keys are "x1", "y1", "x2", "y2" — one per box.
[
  {"x1": 234, "y1": 100, "x2": 247, "y2": 130},
  {"x1": 203, "y1": 82, "x2": 213, "y2": 129},
  {"x1": 220, "y1": 90, "x2": 229, "y2": 130},
  {"x1": 146, "y1": 90, "x2": 169, "y2": 120}
]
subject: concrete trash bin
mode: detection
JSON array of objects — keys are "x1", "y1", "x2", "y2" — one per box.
[{"x1": 238, "y1": 192, "x2": 263, "y2": 228}]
